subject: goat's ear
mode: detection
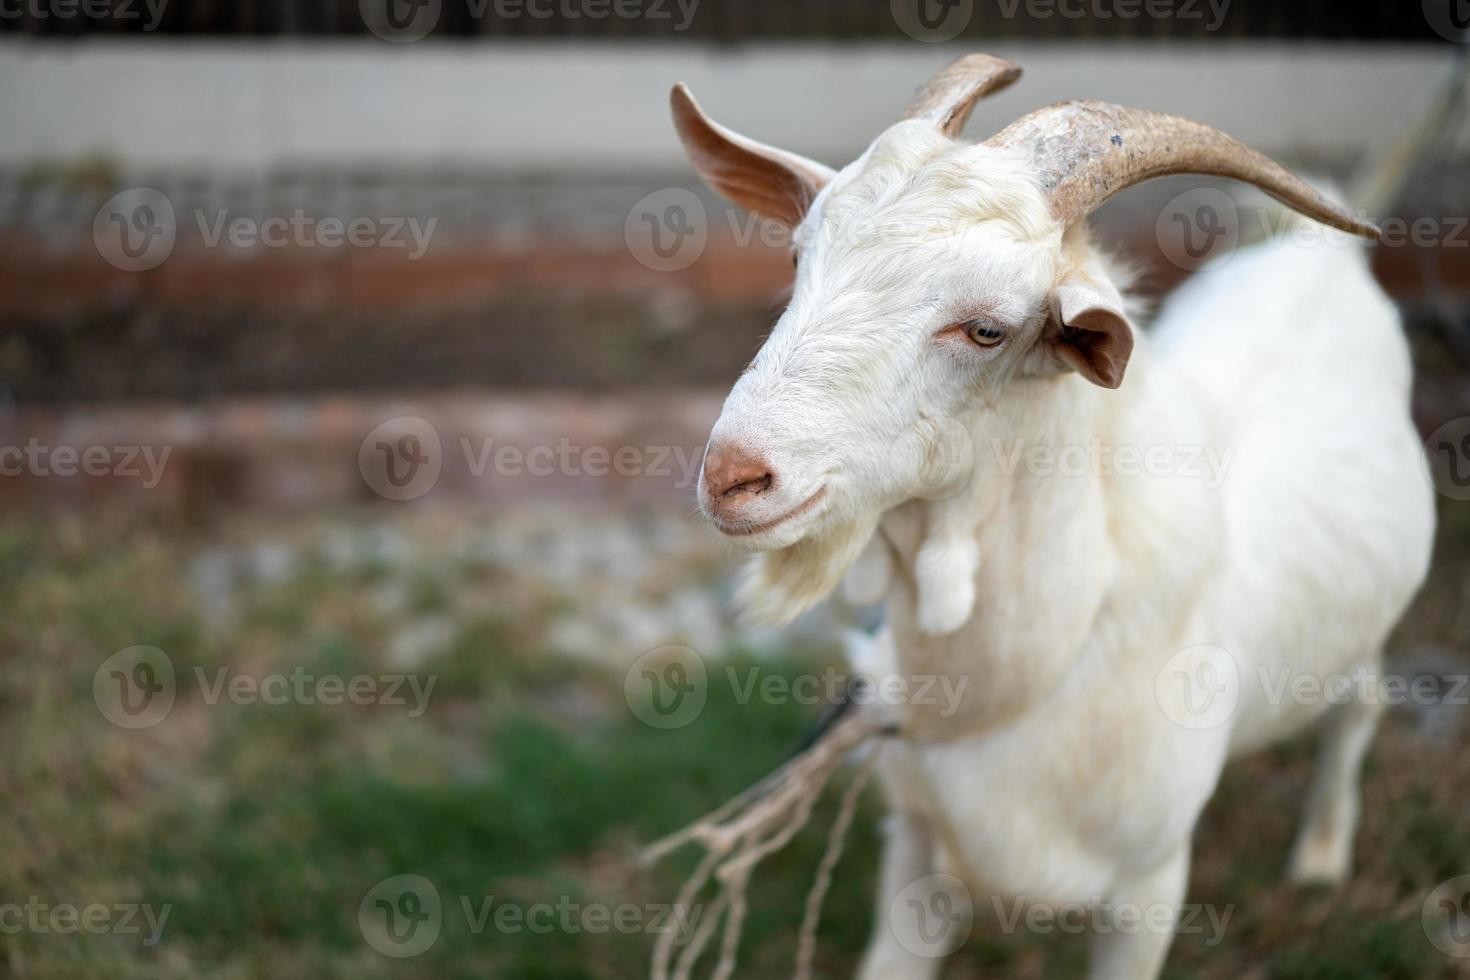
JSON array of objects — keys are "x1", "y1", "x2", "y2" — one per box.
[
  {"x1": 1041, "y1": 275, "x2": 1135, "y2": 390},
  {"x1": 671, "y1": 83, "x2": 835, "y2": 230}
]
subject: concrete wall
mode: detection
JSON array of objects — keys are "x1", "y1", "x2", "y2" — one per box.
[{"x1": 0, "y1": 40, "x2": 1454, "y2": 172}]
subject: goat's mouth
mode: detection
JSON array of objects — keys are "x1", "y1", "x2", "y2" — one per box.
[{"x1": 710, "y1": 485, "x2": 828, "y2": 539}]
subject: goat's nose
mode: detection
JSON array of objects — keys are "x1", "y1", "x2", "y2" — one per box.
[{"x1": 703, "y1": 443, "x2": 774, "y2": 500}]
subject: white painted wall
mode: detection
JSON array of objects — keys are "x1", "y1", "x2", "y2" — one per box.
[{"x1": 0, "y1": 40, "x2": 1452, "y2": 171}]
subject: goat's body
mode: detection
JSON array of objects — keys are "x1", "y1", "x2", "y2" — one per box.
[
  {"x1": 670, "y1": 55, "x2": 1432, "y2": 977},
  {"x1": 1158, "y1": 237, "x2": 1434, "y2": 753},
  {"x1": 854, "y1": 234, "x2": 1434, "y2": 979}
]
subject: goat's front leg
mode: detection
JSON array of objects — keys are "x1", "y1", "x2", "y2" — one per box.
[
  {"x1": 1085, "y1": 848, "x2": 1190, "y2": 980},
  {"x1": 856, "y1": 811, "x2": 947, "y2": 980},
  {"x1": 1288, "y1": 695, "x2": 1384, "y2": 884}
]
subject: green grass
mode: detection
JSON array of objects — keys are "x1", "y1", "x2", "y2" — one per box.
[{"x1": 0, "y1": 517, "x2": 1466, "y2": 979}]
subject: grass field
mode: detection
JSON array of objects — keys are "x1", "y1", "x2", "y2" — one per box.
[{"x1": 1, "y1": 506, "x2": 1467, "y2": 979}]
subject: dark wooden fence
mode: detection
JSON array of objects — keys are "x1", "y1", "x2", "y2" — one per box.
[{"x1": 0, "y1": 0, "x2": 1454, "y2": 41}]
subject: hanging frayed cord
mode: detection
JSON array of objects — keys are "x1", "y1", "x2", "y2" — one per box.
[
  {"x1": 640, "y1": 706, "x2": 892, "y2": 980},
  {"x1": 793, "y1": 750, "x2": 876, "y2": 980}
]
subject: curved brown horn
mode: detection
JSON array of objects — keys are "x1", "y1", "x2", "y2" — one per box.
[
  {"x1": 988, "y1": 99, "x2": 1380, "y2": 239},
  {"x1": 903, "y1": 54, "x2": 1023, "y2": 139}
]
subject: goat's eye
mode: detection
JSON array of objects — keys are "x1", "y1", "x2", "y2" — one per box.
[
  {"x1": 792, "y1": 253, "x2": 799, "y2": 270},
  {"x1": 964, "y1": 319, "x2": 1006, "y2": 347}
]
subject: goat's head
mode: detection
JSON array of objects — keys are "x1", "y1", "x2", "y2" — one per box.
[{"x1": 674, "y1": 54, "x2": 1377, "y2": 623}]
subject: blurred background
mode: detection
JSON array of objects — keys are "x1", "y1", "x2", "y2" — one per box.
[{"x1": 2, "y1": 2, "x2": 1470, "y2": 978}]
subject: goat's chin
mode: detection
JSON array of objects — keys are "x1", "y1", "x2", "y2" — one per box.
[{"x1": 735, "y1": 513, "x2": 879, "y2": 627}]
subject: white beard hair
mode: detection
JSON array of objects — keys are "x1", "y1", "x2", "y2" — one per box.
[{"x1": 735, "y1": 513, "x2": 880, "y2": 626}]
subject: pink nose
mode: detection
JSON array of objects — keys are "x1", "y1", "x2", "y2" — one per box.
[{"x1": 703, "y1": 443, "x2": 774, "y2": 503}]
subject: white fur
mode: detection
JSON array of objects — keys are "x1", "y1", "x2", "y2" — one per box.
[{"x1": 694, "y1": 120, "x2": 1434, "y2": 979}]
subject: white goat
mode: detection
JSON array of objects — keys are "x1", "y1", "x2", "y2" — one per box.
[{"x1": 674, "y1": 55, "x2": 1435, "y2": 979}]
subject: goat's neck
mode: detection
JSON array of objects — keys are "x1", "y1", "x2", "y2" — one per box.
[{"x1": 878, "y1": 342, "x2": 1221, "y2": 740}]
